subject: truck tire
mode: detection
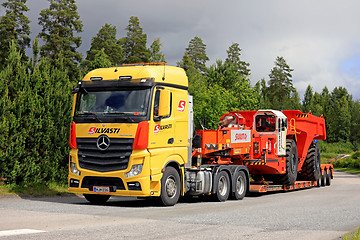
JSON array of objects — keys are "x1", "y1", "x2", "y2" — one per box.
[
  {"x1": 158, "y1": 166, "x2": 180, "y2": 206},
  {"x1": 84, "y1": 194, "x2": 110, "y2": 205},
  {"x1": 276, "y1": 140, "x2": 298, "y2": 185},
  {"x1": 233, "y1": 171, "x2": 247, "y2": 200},
  {"x1": 214, "y1": 171, "x2": 230, "y2": 202},
  {"x1": 299, "y1": 141, "x2": 321, "y2": 181},
  {"x1": 325, "y1": 170, "x2": 331, "y2": 186}
]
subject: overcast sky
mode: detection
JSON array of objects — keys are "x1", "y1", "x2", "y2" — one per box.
[{"x1": 2, "y1": 0, "x2": 360, "y2": 100}]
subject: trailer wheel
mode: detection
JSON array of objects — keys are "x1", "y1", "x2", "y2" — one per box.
[
  {"x1": 214, "y1": 171, "x2": 230, "y2": 202},
  {"x1": 158, "y1": 166, "x2": 180, "y2": 206},
  {"x1": 276, "y1": 140, "x2": 298, "y2": 185},
  {"x1": 233, "y1": 171, "x2": 247, "y2": 200},
  {"x1": 320, "y1": 170, "x2": 326, "y2": 187},
  {"x1": 325, "y1": 170, "x2": 331, "y2": 186},
  {"x1": 84, "y1": 194, "x2": 110, "y2": 205},
  {"x1": 299, "y1": 141, "x2": 321, "y2": 181}
]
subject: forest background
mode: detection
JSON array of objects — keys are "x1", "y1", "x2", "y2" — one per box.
[{"x1": 0, "y1": 0, "x2": 359, "y2": 185}]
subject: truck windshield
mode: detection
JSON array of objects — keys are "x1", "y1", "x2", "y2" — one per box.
[{"x1": 75, "y1": 88, "x2": 151, "y2": 117}]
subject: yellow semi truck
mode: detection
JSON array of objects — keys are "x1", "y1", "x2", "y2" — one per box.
[
  {"x1": 69, "y1": 63, "x2": 193, "y2": 206},
  {"x1": 68, "y1": 63, "x2": 332, "y2": 206}
]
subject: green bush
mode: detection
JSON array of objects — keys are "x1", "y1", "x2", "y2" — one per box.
[
  {"x1": 333, "y1": 151, "x2": 360, "y2": 169},
  {"x1": 320, "y1": 141, "x2": 354, "y2": 154},
  {"x1": 0, "y1": 42, "x2": 72, "y2": 184}
]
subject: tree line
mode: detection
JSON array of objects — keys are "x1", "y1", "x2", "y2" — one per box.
[{"x1": 0, "y1": 0, "x2": 359, "y2": 184}]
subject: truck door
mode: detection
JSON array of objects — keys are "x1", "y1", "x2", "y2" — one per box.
[{"x1": 277, "y1": 117, "x2": 287, "y2": 156}]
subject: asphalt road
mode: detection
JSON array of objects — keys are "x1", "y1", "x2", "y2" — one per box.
[{"x1": 0, "y1": 171, "x2": 359, "y2": 240}]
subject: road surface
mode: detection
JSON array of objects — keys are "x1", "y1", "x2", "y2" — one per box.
[{"x1": 0, "y1": 171, "x2": 359, "y2": 240}]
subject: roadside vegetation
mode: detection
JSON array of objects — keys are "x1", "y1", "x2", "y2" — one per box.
[
  {"x1": 320, "y1": 141, "x2": 360, "y2": 175},
  {"x1": 0, "y1": 182, "x2": 70, "y2": 197},
  {"x1": 342, "y1": 227, "x2": 360, "y2": 240}
]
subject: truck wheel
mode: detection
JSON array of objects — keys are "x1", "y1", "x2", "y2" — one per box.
[
  {"x1": 299, "y1": 141, "x2": 321, "y2": 181},
  {"x1": 158, "y1": 166, "x2": 180, "y2": 206},
  {"x1": 84, "y1": 194, "x2": 110, "y2": 205},
  {"x1": 320, "y1": 170, "x2": 326, "y2": 187},
  {"x1": 233, "y1": 171, "x2": 247, "y2": 200},
  {"x1": 214, "y1": 171, "x2": 230, "y2": 202},
  {"x1": 277, "y1": 140, "x2": 298, "y2": 185},
  {"x1": 325, "y1": 170, "x2": 331, "y2": 186}
]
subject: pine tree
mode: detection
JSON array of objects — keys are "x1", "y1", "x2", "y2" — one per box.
[
  {"x1": 149, "y1": 38, "x2": 165, "y2": 62},
  {"x1": 0, "y1": 0, "x2": 30, "y2": 68},
  {"x1": 311, "y1": 92, "x2": 323, "y2": 116},
  {"x1": 258, "y1": 78, "x2": 270, "y2": 109},
  {"x1": 121, "y1": 16, "x2": 150, "y2": 63},
  {"x1": 184, "y1": 36, "x2": 209, "y2": 73},
  {"x1": 302, "y1": 85, "x2": 313, "y2": 112},
  {"x1": 38, "y1": 0, "x2": 83, "y2": 80},
  {"x1": 85, "y1": 23, "x2": 123, "y2": 66},
  {"x1": 350, "y1": 100, "x2": 360, "y2": 148},
  {"x1": 268, "y1": 56, "x2": 294, "y2": 109},
  {"x1": 90, "y1": 49, "x2": 112, "y2": 70},
  {"x1": 225, "y1": 42, "x2": 250, "y2": 76}
]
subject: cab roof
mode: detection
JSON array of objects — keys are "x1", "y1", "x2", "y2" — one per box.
[{"x1": 82, "y1": 63, "x2": 188, "y2": 88}]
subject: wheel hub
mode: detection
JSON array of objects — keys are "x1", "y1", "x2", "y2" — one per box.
[{"x1": 165, "y1": 176, "x2": 177, "y2": 199}]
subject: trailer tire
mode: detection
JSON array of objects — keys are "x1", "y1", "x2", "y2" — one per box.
[
  {"x1": 84, "y1": 194, "x2": 110, "y2": 205},
  {"x1": 158, "y1": 166, "x2": 180, "y2": 206},
  {"x1": 276, "y1": 140, "x2": 298, "y2": 185},
  {"x1": 214, "y1": 171, "x2": 230, "y2": 202},
  {"x1": 320, "y1": 171, "x2": 326, "y2": 187},
  {"x1": 299, "y1": 141, "x2": 321, "y2": 181},
  {"x1": 233, "y1": 171, "x2": 247, "y2": 200},
  {"x1": 325, "y1": 170, "x2": 331, "y2": 186}
]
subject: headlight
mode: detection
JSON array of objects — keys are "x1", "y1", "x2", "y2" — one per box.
[
  {"x1": 71, "y1": 162, "x2": 81, "y2": 176},
  {"x1": 125, "y1": 164, "x2": 143, "y2": 178}
]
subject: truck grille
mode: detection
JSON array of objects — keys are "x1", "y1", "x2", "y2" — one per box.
[{"x1": 77, "y1": 138, "x2": 134, "y2": 172}]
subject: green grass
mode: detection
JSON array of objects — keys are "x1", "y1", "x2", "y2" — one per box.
[
  {"x1": 0, "y1": 182, "x2": 71, "y2": 197},
  {"x1": 342, "y1": 227, "x2": 360, "y2": 240},
  {"x1": 335, "y1": 168, "x2": 360, "y2": 175}
]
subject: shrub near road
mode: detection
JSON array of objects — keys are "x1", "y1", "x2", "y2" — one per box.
[
  {"x1": 334, "y1": 151, "x2": 360, "y2": 169},
  {"x1": 0, "y1": 42, "x2": 72, "y2": 184}
]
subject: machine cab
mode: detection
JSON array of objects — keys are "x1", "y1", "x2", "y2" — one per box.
[{"x1": 253, "y1": 110, "x2": 287, "y2": 156}]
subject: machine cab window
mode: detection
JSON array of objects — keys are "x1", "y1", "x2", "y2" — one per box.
[{"x1": 255, "y1": 115, "x2": 276, "y2": 132}]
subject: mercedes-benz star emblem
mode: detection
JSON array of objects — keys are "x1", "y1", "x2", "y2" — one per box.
[{"x1": 97, "y1": 135, "x2": 110, "y2": 151}]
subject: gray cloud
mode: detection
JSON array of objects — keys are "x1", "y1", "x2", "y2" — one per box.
[{"x1": 4, "y1": 0, "x2": 360, "y2": 99}]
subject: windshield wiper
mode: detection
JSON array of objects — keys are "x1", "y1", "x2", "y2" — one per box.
[{"x1": 77, "y1": 112, "x2": 103, "y2": 123}]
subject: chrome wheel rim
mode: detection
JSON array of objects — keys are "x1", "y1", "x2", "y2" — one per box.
[
  {"x1": 165, "y1": 176, "x2": 177, "y2": 199},
  {"x1": 218, "y1": 175, "x2": 228, "y2": 196}
]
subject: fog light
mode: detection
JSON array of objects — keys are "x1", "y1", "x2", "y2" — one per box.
[
  {"x1": 71, "y1": 162, "x2": 81, "y2": 176},
  {"x1": 125, "y1": 164, "x2": 143, "y2": 178}
]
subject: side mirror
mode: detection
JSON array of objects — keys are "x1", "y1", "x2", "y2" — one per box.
[{"x1": 158, "y1": 89, "x2": 171, "y2": 117}]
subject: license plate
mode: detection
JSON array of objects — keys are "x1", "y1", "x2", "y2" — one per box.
[{"x1": 93, "y1": 186, "x2": 110, "y2": 193}]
